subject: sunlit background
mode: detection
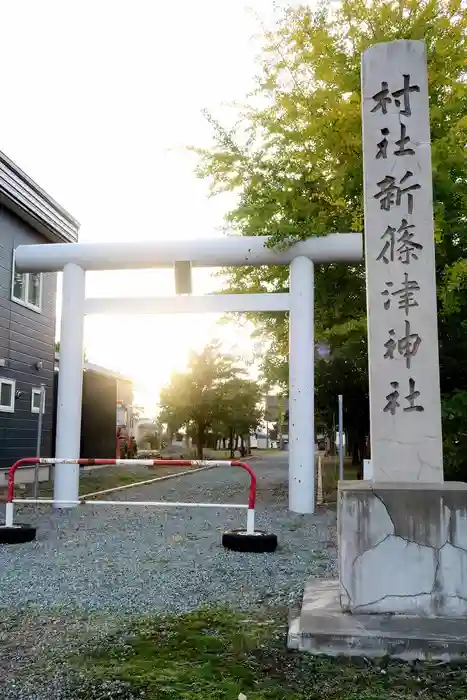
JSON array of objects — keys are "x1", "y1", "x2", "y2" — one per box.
[{"x1": 0, "y1": 0, "x2": 297, "y2": 414}]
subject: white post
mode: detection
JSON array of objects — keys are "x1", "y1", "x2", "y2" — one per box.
[
  {"x1": 289, "y1": 256, "x2": 315, "y2": 513},
  {"x1": 54, "y1": 263, "x2": 86, "y2": 507},
  {"x1": 5, "y1": 502, "x2": 14, "y2": 527},
  {"x1": 33, "y1": 383, "x2": 46, "y2": 501},
  {"x1": 363, "y1": 459, "x2": 373, "y2": 480},
  {"x1": 246, "y1": 508, "x2": 255, "y2": 534},
  {"x1": 338, "y1": 394, "x2": 344, "y2": 481}
]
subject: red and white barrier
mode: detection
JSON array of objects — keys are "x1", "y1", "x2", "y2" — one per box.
[{"x1": 5, "y1": 458, "x2": 257, "y2": 533}]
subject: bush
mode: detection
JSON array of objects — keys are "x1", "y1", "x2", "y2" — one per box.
[{"x1": 442, "y1": 391, "x2": 467, "y2": 481}]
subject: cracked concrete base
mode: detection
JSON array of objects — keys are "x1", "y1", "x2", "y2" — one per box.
[
  {"x1": 339, "y1": 481, "x2": 467, "y2": 616},
  {"x1": 288, "y1": 579, "x2": 467, "y2": 661}
]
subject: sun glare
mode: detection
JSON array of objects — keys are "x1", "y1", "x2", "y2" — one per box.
[{"x1": 80, "y1": 267, "x2": 257, "y2": 415}]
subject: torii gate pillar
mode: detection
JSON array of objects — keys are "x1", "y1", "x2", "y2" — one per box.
[{"x1": 289, "y1": 256, "x2": 315, "y2": 513}]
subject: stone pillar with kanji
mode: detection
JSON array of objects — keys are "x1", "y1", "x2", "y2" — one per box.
[
  {"x1": 289, "y1": 40, "x2": 467, "y2": 661},
  {"x1": 338, "y1": 40, "x2": 467, "y2": 622},
  {"x1": 362, "y1": 39, "x2": 443, "y2": 483},
  {"x1": 291, "y1": 41, "x2": 467, "y2": 659}
]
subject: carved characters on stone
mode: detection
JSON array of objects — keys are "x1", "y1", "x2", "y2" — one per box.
[
  {"x1": 371, "y1": 75, "x2": 420, "y2": 117},
  {"x1": 383, "y1": 377, "x2": 424, "y2": 415},
  {"x1": 374, "y1": 171, "x2": 420, "y2": 215},
  {"x1": 363, "y1": 41, "x2": 442, "y2": 480},
  {"x1": 383, "y1": 321, "x2": 421, "y2": 369},
  {"x1": 367, "y1": 72, "x2": 426, "y2": 416},
  {"x1": 375, "y1": 124, "x2": 415, "y2": 159},
  {"x1": 381, "y1": 274, "x2": 420, "y2": 315},
  {"x1": 376, "y1": 219, "x2": 423, "y2": 265}
]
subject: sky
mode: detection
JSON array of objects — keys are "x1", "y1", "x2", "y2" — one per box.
[{"x1": 0, "y1": 0, "x2": 297, "y2": 414}]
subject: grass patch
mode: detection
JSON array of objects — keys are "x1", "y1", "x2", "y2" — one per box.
[
  {"x1": 67, "y1": 608, "x2": 467, "y2": 699},
  {"x1": 320, "y1": 457, "x2": 359, "y2": 503}
]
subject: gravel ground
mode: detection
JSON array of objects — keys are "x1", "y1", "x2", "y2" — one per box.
[{"x1": 0, "y1": 452, "x2": 337, "y2": 698}]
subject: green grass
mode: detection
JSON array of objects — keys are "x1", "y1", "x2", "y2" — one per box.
[
  {"x1": 320, "y1": 457, "x2": 359, "y2": 503},
  {"x1": 67, "y1": 608, "x2": 467, "y2": 699}
]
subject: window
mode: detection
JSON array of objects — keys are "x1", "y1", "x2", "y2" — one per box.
[
  {"x1": 0, "y1": 378, "x2": 15, "y2": 412},
  {"x1": 31, "y1": 387, "x2": 45, "y2": 414},
  {"x1": 11, "y1": 253, "x2": 42, "y2": 312}
]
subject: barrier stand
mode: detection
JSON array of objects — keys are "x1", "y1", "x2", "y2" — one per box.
[{"x1": 1, "y1": 458, "x2": 277, "y2": 553}]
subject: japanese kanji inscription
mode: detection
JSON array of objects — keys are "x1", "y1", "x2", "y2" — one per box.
[{"x1": 362, "y1": 40, "x2": 443, "y2": 482}]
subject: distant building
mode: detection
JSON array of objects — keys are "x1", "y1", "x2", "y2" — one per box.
[{"x1": 54, "y1": 354, "x2": 134, "y2": 458}]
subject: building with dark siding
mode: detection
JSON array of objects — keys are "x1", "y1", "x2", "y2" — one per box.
[
  {"x1": 0, "y1": 151, "x2": 79, "y2": 470},
  {"x1": 53, "y1": 354, "x2": 134, "y2": 459}
]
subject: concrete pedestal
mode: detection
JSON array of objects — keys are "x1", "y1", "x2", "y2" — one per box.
[
  {"x1": 288, "y1": 579, "x2": 467, "y2": 661},
  {"x1": 339, "y1": 481, "x2": 467, "y2": 617},
  {"x1": 288, "y1": 482, "x2": 467, "y2": 661}
]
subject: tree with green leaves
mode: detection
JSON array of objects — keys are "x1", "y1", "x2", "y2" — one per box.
[
  {"x1": 194, "y1": 0, "x2": 467, "y2": 472},
  {"x1": 159, "y1": 343, "x2": 263, "y2": 458},
  {"x1": 217, "y1": 376, "x2": 263, "y2": 457}
]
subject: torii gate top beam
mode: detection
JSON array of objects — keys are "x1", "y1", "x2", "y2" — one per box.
[{"x1": 14, "y1": 232, "x2": 362, "y2": 272}]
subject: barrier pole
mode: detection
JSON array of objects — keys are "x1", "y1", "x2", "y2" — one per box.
[
  {"x1": 5, "y1": 458, "x2": 257, "y2": 532},
  {"x1": 13, "y1": 499, "x2": 248, "y2": 509}
]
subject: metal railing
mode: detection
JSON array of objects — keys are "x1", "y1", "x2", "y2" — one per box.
[{"x1": 4, "y1": 458, "x2": 257, "y2": 534}]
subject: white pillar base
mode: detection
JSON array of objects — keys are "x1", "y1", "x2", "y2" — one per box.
[
  {"x1": 246, "y1": 508, "x2": 255, "y2": 534},
  {"x1": 5, "y1": 502, "x2": 14, "y2": 527},
  {"x1": 54, "y1": 263, "x2": 86, "y2": 508},
  {"x1": 289, "y1": 256, "x2": 315, "y2": 514}
]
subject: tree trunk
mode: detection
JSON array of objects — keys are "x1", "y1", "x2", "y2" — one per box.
[
  {"x1": 351, "y1": 441, "x2": 360, "y2": 466},
  {"x1": 229, "y1": 427, "x2": 235, "y2": 458},
  {"x1": 196, "y1": 424, "x2": 205, "y2": 460},
  {"x1": 240, "y1": 435, "x2": 246, "y2": 457},
  {"x1": 234, "y1": 434, "x2": 239, "y2": 451}
]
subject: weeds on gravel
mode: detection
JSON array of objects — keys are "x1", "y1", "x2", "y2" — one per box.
[{"x1": 68, "y1": 608, "x2": 467, "y2": 700}]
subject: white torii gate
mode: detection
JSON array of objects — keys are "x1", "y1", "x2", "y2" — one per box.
[{"x1": 15, "y1": 232, "x2": 362, "y2": 514}]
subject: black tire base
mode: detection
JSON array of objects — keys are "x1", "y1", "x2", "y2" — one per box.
[
  {"x1": 0, "y1": 524, "x2": 36, "y2": 545},
  {"x1": 222, "y1": 529, "x2": 278, "y2": 553}
]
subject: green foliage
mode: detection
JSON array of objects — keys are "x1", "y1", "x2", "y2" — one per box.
[
  {"x1": 442, "y1": 391, "x2": 467, "y2": 480},
  {"x1": 214, "y1": 374, "x2": 264, "y2": 455},
  {"x1": 194, "y1": 0, "x2": 467, "y2": 466},
  {"x1": 159, "y1": 342, "x2": 262, "y2": 458}
]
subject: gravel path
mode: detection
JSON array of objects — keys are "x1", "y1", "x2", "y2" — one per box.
[{"x1": 0, "y1": 453, "x2": 337, "y2": 698}]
